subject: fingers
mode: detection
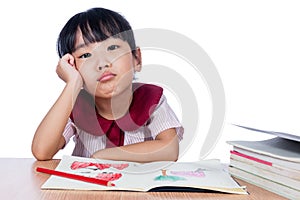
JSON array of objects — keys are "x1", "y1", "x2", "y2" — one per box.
[
  {"x1": 56, "y1": 54, "x2": 81, "y2": 84},
  {"x1": 67, "y1": 54, "x2": 75, "y2": 67},
  {"x1": 61, "y1": 53, "x2": 75, "y2": 68}
]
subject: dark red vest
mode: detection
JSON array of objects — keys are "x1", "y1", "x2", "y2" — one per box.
[{"x1": 70, "y1": 83, "x2": 163, "y2": 148}]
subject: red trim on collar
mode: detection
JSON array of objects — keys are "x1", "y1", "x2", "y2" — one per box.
[{"x1": 70, "y1": 83, "x2": 163, "y2": 147}]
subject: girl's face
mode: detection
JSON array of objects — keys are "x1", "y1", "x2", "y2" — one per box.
[{"x1": 72, "y1": 31, "x2": 141, "y2": 99}]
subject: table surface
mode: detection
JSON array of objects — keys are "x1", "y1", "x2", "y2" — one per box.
[{"x1": 0, "y1": 158, "x2": 288, "y2": 200}]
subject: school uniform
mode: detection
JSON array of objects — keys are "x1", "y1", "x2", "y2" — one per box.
[{"x1": 62, "y1": 83, "x2": 184, "y2": 157}]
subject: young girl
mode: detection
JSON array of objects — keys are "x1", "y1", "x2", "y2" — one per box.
[{"x1": 32, "y1": 7, "x2": 183, "y2": 162}]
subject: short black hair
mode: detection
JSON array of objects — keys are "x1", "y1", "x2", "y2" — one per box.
[{"x1": 57, "y1": 7, "x2": 136, "y2": 58}]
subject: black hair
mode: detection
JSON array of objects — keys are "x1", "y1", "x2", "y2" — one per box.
[{"x1": 57, "y1": 7, "x2": 136, "y2": 58}]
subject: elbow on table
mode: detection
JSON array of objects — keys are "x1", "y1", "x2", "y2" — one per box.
[
  {"x1": 31, "y1": 144, "x2": 54, "y2": 161},
  {"x1": 168, "y1": 150, "x2": 179, "y2": 162},
  {"x1": 167, "y1": 139, "x2": 179, "y2": 162},
  {"x1": 163, "y1": 145, "x2": 179, "y2": 162}
]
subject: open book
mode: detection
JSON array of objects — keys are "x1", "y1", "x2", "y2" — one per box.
[{"x1": 40, "y1": 155, "x2": 247, "y2": 194}]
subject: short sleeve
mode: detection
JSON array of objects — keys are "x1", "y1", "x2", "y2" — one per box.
[
  {"x1": 62, "y1": 118, "x2": 76, "y2": 146},
  {"x1": 147, "y1": 95, "x2": 184, "y2": 140}
]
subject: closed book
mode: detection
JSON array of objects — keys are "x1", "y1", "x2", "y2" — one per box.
[
  {"x1": 229, "y1": 166, "x2": 300, "y2": 200},
  {"x1": 230, "y1": 157, "x2": 300, "y2": 190},
  {"x1": 230, "y1": 151, "x2": 300, "y2": 181},
  {"x1": 227, "y1": 137, "x2": 300, "y2": 171}
]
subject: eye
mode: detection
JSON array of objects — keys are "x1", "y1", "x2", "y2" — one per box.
[
  {"x1": 79, "y1": 53, "x2": 92, "y2": 59},
  {"x1": 107, "y1": 45, "x2": 120, "y2": 51}
]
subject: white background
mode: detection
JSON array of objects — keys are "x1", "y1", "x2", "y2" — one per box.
[{"x1": 1, "y1": 0, "x2": 300, "y2": 163}]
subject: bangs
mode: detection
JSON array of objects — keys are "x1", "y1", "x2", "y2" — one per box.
[
  {"x1": 57, "y1": 8, "x2": 136, "y2": 58},
  {"x1": 79, "y1": 12, "x2": 118, "y2": 44}
]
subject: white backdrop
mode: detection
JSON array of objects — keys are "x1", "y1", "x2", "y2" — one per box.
[{"x1": 1, "y1": 0, "x2": 300, "y2": 163}]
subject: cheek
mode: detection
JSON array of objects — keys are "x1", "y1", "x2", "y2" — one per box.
[
  {"x1": 115, "y1": 67, "x2": 135, "y2": 91},
  {"x1": 115, "y1": 60, "x2": 135, "y2": 82},
  {"x1": 77, "y1": 57, "x2": 99, "y2": 80},
  {"x1": 77, "y1": 57, "x2": 98, "y2": 70},
  {"x1": 78, "y1": 66, "x2": 98, "y2": 92},
  {"x1": 115, "y1": 55, "x2": 134, "y2": 72}
]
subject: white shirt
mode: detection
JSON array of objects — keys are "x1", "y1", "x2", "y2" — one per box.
[{"x1": 62, "y1": 95, "x2": 184, "y2": 157}]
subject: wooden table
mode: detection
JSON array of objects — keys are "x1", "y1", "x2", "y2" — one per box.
[{"x1": 0, "y1": 158, "x2": 288, "y2": 200}]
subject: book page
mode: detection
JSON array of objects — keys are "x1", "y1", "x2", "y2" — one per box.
[
  {"x1": 41, "y1": 155, "x2": 247, "y2": 194},
  {"x1": 232, "y1": 124, "x2": 300, "y2": 142}
]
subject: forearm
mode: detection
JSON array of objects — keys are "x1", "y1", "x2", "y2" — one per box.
[
  {"x1": 32, "y1": 81, "x2": 81, "y2": 160},
  {"x1": 92, "y1": 133, "x2": 179, "y2": 163}
]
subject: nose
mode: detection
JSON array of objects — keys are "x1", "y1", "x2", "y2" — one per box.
[{"x1": 98, "y1": 63, "x2": 112, "y2": 71}]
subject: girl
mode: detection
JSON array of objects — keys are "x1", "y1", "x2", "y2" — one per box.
[{"x1": 32, "y1": 7, "x2": 183, "y2": 162}]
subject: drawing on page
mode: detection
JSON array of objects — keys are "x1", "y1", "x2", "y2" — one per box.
[
  {"x1": 95, "y1": 172, "x2": 122, "y2": 181},
  {"x1": 154, "y1": 169, "x2": 186, "y2": 182},
  {"x1": 70, "y1": 161, "x2": 129, "y2": 171},
  {"x1": 170, "y1": 168, "x2": 206, "y2": 178}
]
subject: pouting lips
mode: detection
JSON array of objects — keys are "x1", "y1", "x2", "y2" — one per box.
[{"x1": 97, "y1": 72, "x2": 116, "y2": 82}]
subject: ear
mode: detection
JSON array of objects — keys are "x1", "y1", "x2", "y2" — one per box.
[{"x1": 133, "y1": 47, "x2": 142, "y2": 72}]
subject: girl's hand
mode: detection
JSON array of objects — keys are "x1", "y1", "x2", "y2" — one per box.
[{"x1": 56, "y1": 54, "x2": 83, "y2": 87}]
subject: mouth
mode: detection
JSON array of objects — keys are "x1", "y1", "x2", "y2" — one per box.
[{"x1": 97, "y1": 72, "x2": 116, "y2": 82}]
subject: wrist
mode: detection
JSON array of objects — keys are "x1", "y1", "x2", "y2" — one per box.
[
  {"x1": 65, "y1": 79, "x2": 83, "y2": 99},
  {"x1": 67, "y1": 76, "x2": 83, "y2": 90}
]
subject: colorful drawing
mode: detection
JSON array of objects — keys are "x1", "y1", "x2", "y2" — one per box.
[
  {"x1": 96, "y1": 172, "x2": 122, "y2": 181},
  {"x1": 71, "y1": 161, "x2": 129, "y2": 171},
  {"x1": 154, "y1": 169, "x2": 186, "y2": 182},
  {"x1": 70, "y1": 161, "x2": 124, "y2": 182},
  {"x1": 170, "y1": 168, "x2": 205, "y2": 178}
]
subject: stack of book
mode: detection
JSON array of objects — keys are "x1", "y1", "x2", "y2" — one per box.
[{"x1": 227, "y1": 125, "x2": 300, "y2": 199}]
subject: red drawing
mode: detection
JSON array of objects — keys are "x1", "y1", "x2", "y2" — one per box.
[
  {"x1": 71, "y1": 161, "x2": 129, "y2": 170},
  {"x1": 96, "y1": 172, "x2": 122, "y2": 181}
]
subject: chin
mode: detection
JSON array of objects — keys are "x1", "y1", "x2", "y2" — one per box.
[{"x1": 93, "y1": 85, "x2": 116, "y2": 98}]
